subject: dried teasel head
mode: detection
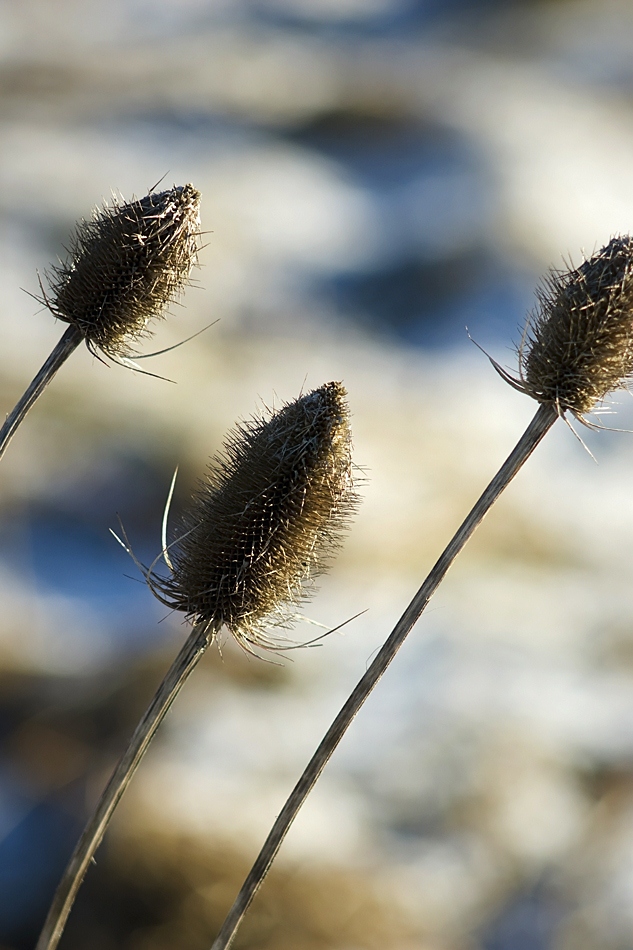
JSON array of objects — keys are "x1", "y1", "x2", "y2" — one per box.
[
  {"x1": 504, "y1": 236, "x2": 633, "y2": 420},
  {"x1": 149, "y1": 382, "x2": 358, "y2": 653},
  {"x1": 41, "y1": 184, "x2": 201, "y2": 358}
]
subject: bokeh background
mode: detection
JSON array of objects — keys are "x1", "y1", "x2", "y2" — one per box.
[{"x1": 2, "y1": 0, "x2": 633, "y2": 947}]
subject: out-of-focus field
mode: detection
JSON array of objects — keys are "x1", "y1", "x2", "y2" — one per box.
[{"x1": 3, "y1": 1, "x2": 633, "y2": 948}]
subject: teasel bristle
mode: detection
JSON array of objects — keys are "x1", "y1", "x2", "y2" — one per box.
[
  {"x1": 150, "y1": 381, "x2": 358, "y2": 652},
  {"x1": 42, "y1": 183, "x2": 201, "y2": 358},
  {"x1": 507, "y1": 236, "x2": 633, "y2": 419}
]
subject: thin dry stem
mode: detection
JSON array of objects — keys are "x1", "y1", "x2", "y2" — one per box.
[
  {"x1": 36, "y1": 620, "x2": 216, "y2": 950},
  {"x1": 0, "y1": 325, "x2": 83, "y2": 462},
  {"x1": 210, "y1": 402, "x2": 558, "y2": 950}
]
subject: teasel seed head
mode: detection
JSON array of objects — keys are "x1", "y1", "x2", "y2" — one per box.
[
  {"x1": 151, "y1": 382, "x2": 358, "y2": 652},
  {"x1": 41, "y1": 184, "x2": 201, "y2": 358},
  {"x1": 512, "y1": 236, "x2": 633, "y2": 419}
]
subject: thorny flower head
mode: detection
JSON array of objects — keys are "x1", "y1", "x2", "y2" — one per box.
[
  {"x1": 41, "y1": 184, "x2": 201, "y2": 358},
  {"x1": 497, "y1": 236, "x2": 633, "y2": 421},
  {"x1": 147, "y1": 382, "x2": 359, "y2": 655}
]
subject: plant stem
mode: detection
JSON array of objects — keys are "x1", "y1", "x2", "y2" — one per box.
[
  {"x1": 210, "y1": 401, "x2": 558, "y2": 950},
  {"x1": 0, "y1": 325, "x2": 83, "y2": 462},
  {"x1": 36, "y1": 620, "x2": 216, "y2": 950}
]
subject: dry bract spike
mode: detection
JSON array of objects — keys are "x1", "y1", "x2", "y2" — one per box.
[
  {"x1": 150, "y1": 381, "x2": 358, "y2": 652},
  {"x1": 515, "y1": 236, "x2": 633, "y2": 418},
  {"x1": 43, "y1": 183, "x2": 201, "y2": 357}
]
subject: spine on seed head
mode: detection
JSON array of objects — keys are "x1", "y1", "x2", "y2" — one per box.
[
  {"x1": 507, "y1": 236, "x2": 633, "y2": 418},
  {"x1": 149, "y1": 382, "x2": 358, "y2": 653},
  {"x1": 41, "y1": 184, "x2": 201, "y2": 358}
]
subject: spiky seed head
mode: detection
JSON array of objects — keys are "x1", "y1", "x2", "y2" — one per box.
[
  {"x1": 151, "y1": 382, "x2": 358, "y2": 652},
  {"x1": 516, "y1": 236, "x2": 633, "y2": 418},
  {"x1": 42, "y1": 184, "x2": 201, "y2": 357}
]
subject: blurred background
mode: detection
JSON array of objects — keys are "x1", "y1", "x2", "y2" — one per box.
[{"x1": 2, "y1": 0, "x2": 633, "y2": 947}]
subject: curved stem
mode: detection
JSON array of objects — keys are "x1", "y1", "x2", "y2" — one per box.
[
  {"x1": 36, "y1": 620, "x2": 216, "y2": 950},
  {"x1": 210, "y1": 401, "x2": 558, "y2": 950},
  {"x1": 0, "y1": 325, "x2": 83, "y2": 462}
]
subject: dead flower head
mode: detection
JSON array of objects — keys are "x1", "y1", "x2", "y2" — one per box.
[
  {"x1": 508, "y1": 236, "x2": 633, "y2": 420},
  {"x1": 41, "y1": 184, "x2": 201, "y2": 358},
  {"x1": 149, "y1": 382, "x2": 358, "y2": 654}
]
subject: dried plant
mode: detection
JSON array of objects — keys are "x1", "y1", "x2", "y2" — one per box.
[
  {"x1": 0, "y1": 184, "x2": 201, "y2": 461},
  {"x1": 36, "y1": 382, "x2": 358, "y2": 950},
  {"x1": 209, "y1": 237, "x2": 633, "y2": 950}
]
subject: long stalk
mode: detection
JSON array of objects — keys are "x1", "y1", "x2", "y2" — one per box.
[
  {"x1": 0, "y1": 325, "x2": 83, "y2": 462},
  {"x1": 210, "y1": 401, "x2": 558, "y2": 950},
  {"x1": 36, "y1": 619, "x2": 216, "y2": 950}
]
